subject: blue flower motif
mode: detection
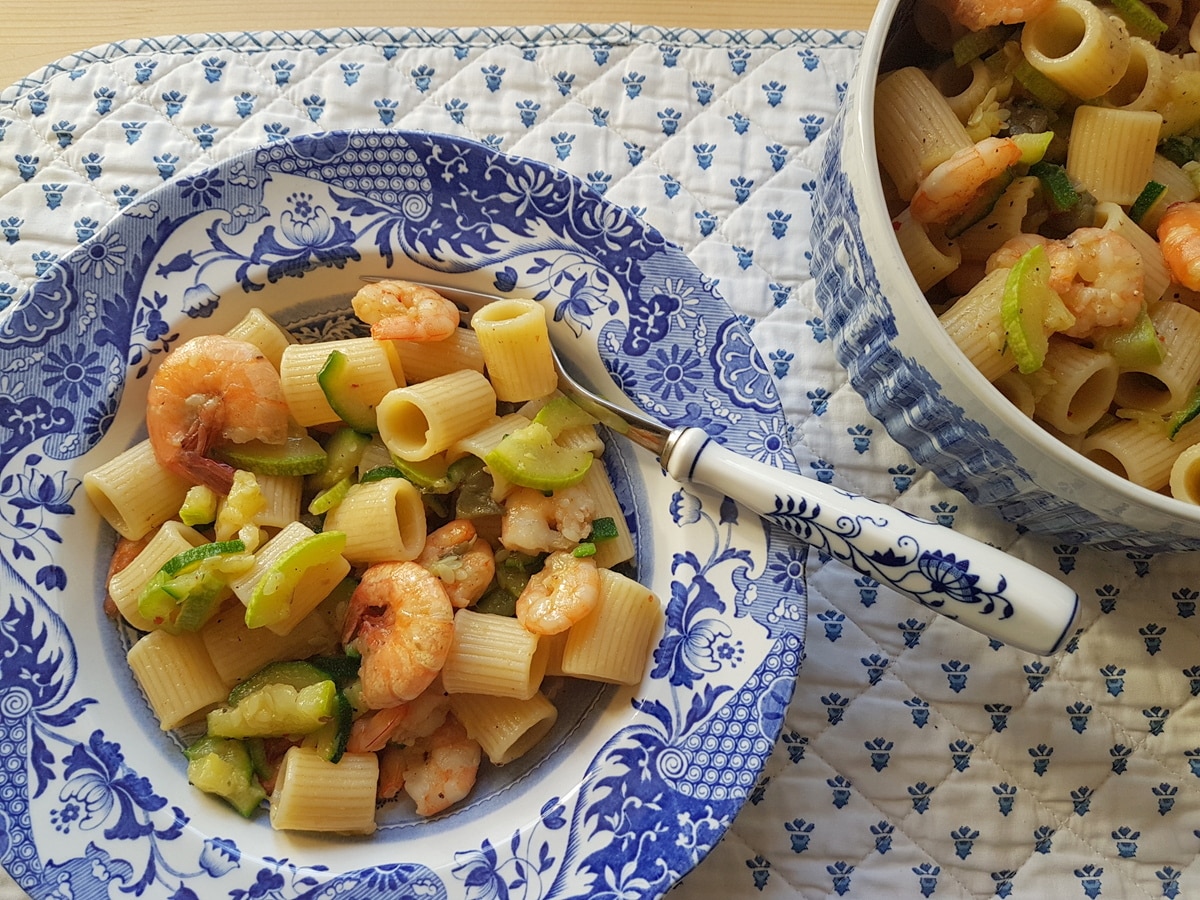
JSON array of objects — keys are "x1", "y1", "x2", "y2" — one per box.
[
  {"x1": 670, "y1": 487, "x2": 702, "y2": 526},
  {"x1": 916, "y1": 551, "x2": 981, "y2": 607},
  {"x1": 280, "y1": 192, "x2": 332, "y2": 247},
  {"x1": 624, "y1": 289, "x2": 684, "y2": 355},
  {"x1": 646, "y1": 343, "x2": 703, "y2": 403},
  {"x1": 41, "y1": 344, "x2": 105, "y2": 403},
  {"x1": 712, "y1": 318, "x2": 777, "y2": 414},
  {"x1": 199, "y1": 837, "x2": 240, "y2": 877},
  {"x1": 768, "y1": 544, "x2": 806, "y2": 594},
  {"x1": 743, "y1": 416, "x2": 792, "y2": 467},
  {"x1": 77, "y1": 231, "x2": 128, "y2": 278},
  {"x1": 178, "y1": 172, "x2": 225, "y2": 208},
  {"x1": 231, "y1": 867, "x2": 285, "y2": 899},
  {"x1": 653, "y1": 571, "x2": 728, "y2": 687},
  {"x1": 183, "y1": 283, "x2": 220, "y2": 318},
  {"x1": 451, "y1": 841, "x2": 506, "y2": 900},
  {"x1": 674, "y1": 400, "x2": 727, "y2": 437},
  {"x1": 58, "y1": 731, "x2": 172, "y2": 841}
]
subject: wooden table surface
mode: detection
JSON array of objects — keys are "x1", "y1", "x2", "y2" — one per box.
[{"x1": 6, "y1": 0, "x2": 879, "y2": 90}]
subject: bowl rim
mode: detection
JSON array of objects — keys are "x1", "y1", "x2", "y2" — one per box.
[{"x1": 853, "y1": 0, "x2": 1200, "y2": 536}]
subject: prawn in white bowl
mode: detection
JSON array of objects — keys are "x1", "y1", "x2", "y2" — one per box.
[{"x1": 812, "y1": 0, "x2": 1200, "y2": 551}]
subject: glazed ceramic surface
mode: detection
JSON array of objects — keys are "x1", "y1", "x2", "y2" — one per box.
[
  {"x1": 811, "y1": 0, "x2": 1200, "y2": 552},
  {"x1": 0, "y1": 129, "x2": 808, "y2": 899}
]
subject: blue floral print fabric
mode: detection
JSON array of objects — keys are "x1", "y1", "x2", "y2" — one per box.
[{"x1": 2, "y1": 22, "x2": 1198, "y2": 900}]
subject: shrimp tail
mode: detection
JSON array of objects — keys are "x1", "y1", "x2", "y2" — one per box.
[{"x1": 177, "y1": 414, "x2": 236, "y2": 494}]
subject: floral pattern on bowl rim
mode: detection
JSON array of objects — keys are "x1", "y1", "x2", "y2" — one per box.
[{"x1": 0, "y1": 129, "x2": 808, "y2": 899}]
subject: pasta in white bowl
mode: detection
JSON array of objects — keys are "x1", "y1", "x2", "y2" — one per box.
[{"x1": 812, "y1": 0, "x2": 1200, "y2": 551}]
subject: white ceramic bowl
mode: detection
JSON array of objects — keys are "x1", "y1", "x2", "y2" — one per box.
[{"x1": 811, "y1": 0, "x2": 1200, "y2": 552}]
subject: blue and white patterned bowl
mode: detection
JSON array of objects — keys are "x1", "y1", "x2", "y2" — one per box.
[
  {"x1": 811, "y1": 0, "x2": 1200, "y2": 552},
  {"x1": 0, "y1": 130, "x2": 808, "y2": 899}
]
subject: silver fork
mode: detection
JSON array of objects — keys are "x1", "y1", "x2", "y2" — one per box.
[{"x1": 371, "y1": 278, "x2": 1080, "y2": 655}]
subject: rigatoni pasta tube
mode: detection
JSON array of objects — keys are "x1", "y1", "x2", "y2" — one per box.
[
  {"x1": 201, "y1": 603, "x2": 339, "y2": 685},
  {"x1": 1170, "y1": 442, "x2": 1200, "y2": 503},
  {"x1": 577, "y1": 460, "x2": 635, "y2": 569},
  {"x1": 931, "y1": 57, "x2": 992, "y2": 124},
  {"x1": 323, "y1": 477, "x2": 427, "y2": 564},
  {"x1": 269, "y1": 747, "x2": 378, "y2": 834},
  {"x1": 441, "y1": 608, "x2": 547, "y2": 699},
  {"x1": 108, "y1": 520, "x2": 210, "y2": 630},
  {"x1": 1065, "y1": 106, "x2": 1161, "y2": 205},
  {"x1": 1114, "y1": 301, "x2": 1200, "y2": 413},
  {"x1": 874, "y1": 67, "x2": 973, "y2": 201},
  {"x1": 562, "y1": 569, "x2": 663, "y2": 685},
  {"x1": 279, "y1": 337, "x2": 405, "y2": 427},
  {"x1": 391, "y1": 328, "x2": 485, "y2": 383},
  {"x1": 224, "y1": 307, "x2": 295, "y2": 370},
  {"x1": 1105, "y1": 38, "x2": 1178, "y2": 111},
  {"x1": 449, "y1": 413, "x2": 531, "y2": 463},
  {"x1": 126, "y1": 630, "x2": 230, "y2": 730},
  {"x1": 1082, "y1": 416, "x2": 1200, "y2": 490},
  {"x1": 1021, "y1": 0, "x2": 1131, "y2": 100},
  {"x1": 83, "y1": 439, "x2": 193, "y2": 540},
  {"x1": 894, "y1": 209, "x2": 961, "y2": 291},
  {"x1": 377, "y1": 369, "x2": 498, "y2": 461},
  {"x1": 450, "y1": 691, "x2": 558, "y2": 765},
  {"x1": 1093, "y1": 202, "x2": 1171, "y2": 302},
  {"x1": 1033, "y1": 339, "x2": 1118, "y2": 435},
  {"x1": 228, "y1": 521, "x2": 351, "y2": 635},
  {"x1": 937, "y1": 267, "x2": 1015, "y2": 382},
  {"x1": 956, "y1": 176, "x2": 1040, "y2": 264},
  {"x1": 249, "y1": 474, "x2": 303, "y2": 529},
  {"x1": 992, "y1": 372, "x2": 1037, "y2": 419},
  {"x1": 471, "y1": 298, "x2": 558, "y2": 402}
]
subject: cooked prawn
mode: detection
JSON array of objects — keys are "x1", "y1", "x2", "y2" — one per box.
[
  {"x1": 516, "y1": 550, "x2": 600, "y2": 635},
  {"x1": 1158, "y1": 201, "x2": 1200, "y2": 291},
  {"x1": 910, "y1": 136, "x2": 1022, "y2": 225},
  {"x1": 346, "y1": 677, "x2": 450, "y2": 753},
  {"x1": 342, "y1": 561, "x2": 455, "y2": 709},
  {"x1": 396, "y1": 716, "x2": 481, "y2": 816},
  {"x1": 417, "y1": 519, "x2": 495, "y2": 608},
  {"x1": 501, "y1": 484, "x2": 596, "y2": 555},
  {"x1": 146, "y1": 335, "x2": 290, "y2": 494},
  {"x1": 985, "y1": 233, "x2": 1051, "y2": 271},
  {"x1": 987, "y1": 228, "x2": 1144, "y2": 338},
  {"x1": 946, "y1": 0, "x2": 1052, "y2": 29},
  {"x1": 351, "y1": 279, "x2": 460, "y2": 342},
  {"x1": 377, "y1": 744, "x2": 407, "y2": 800}
]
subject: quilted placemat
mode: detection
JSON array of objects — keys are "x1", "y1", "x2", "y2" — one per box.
[{"x1": 4, "y1": 22, "x2": 1200, "y2": 900}]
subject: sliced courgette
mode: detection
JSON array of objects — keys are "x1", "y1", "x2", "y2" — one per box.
[
  {"x1": 945, "y1": 169, "x2": 1014, "y2": 239},
  {"x1": 484, "y1": 421, "x2": 594, "y2": 491},
  {"x1": 1129, "y1": 180, "x2": 1168, "y2": 226},
  {"x1": 532, "y1": 395, "x2": 599, "y2": 437},
  {"x1": 317, "y1": 349, "x2": 382, "y2": 434},
  {"x1": 1096, "y1": 305, "x2": 1164, "y2": 368},
  {"x1": 244, "y1": 530, "x2": 347, "y2": 629},
  {"x1": 391, "y1": 452, "x2": 456, "y2": 494},
  {"x1": 212, "y1": 431, "x2": 327, "y2": 477},
  {"x1": 185, "y1": 736, "x2": 267, "y2": 817},
  {"x1": 207, "y1": 680, "x2": 337, "y2": 739},
  {"x1": 1169, "y1": 386, "x2": 1200, "y2": 439},
  {"x1": 1001, "y1": 243, "x2": 1075, "y2": 374},
  {"x1": 308, "y1": 427, "x2": 372, "y2": 492},
  {"x1": 137, "y1": 540, "x2": 251, "y2": 632}
]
